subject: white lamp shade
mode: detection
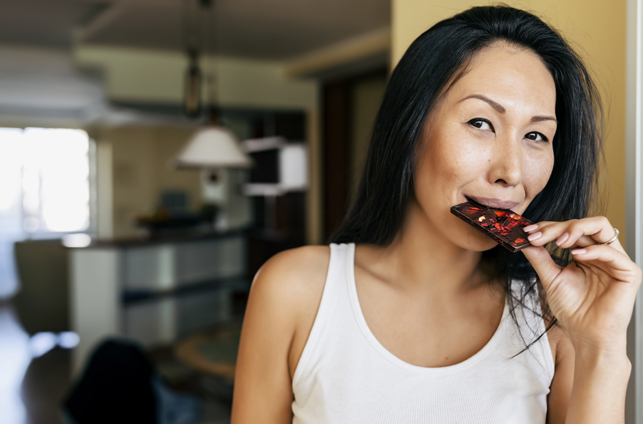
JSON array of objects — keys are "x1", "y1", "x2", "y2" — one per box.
[{"x1": 174, "y1": 127, "x2": 252, "y2": 168}]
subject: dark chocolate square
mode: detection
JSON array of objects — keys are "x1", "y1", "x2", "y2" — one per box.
[{"x1": 450, "y1": 200, "x2": 533, "y2": 252}]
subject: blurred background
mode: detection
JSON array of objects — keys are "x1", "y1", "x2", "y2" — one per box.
[{"x1": 0, "y1": 0, "x2": 636, "y2": 423}]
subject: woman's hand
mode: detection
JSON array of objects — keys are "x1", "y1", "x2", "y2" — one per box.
[{"x1": 521, "y1": 217, "x2": 641, "y2": 355}]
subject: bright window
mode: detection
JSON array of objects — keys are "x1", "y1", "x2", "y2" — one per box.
[
  {"x1": 21, "y1": 128, "x2": 91, "y2": 234},
  {"x1": 0, "y1": 127, "x2": 92, "y2": 297}
]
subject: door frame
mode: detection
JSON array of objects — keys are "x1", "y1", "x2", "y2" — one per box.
[{"x1": 626, "y1": 0, "x2": 642, "y2": 422}]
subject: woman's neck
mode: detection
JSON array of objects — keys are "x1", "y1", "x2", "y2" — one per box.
[{"x1": 358, "y1": 199, "x2": 491, "y2": 300}]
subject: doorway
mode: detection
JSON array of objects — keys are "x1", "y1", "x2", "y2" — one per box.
[{"x1": 322, "y1": 68, "x2": 388, "y2": 242}]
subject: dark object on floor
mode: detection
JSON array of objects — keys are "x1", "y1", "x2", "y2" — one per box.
[
  {"x1": 63, "y1": 339, "x2": 157, "y2": 424},
  {"x1": 63, "y1": 338, "x2": 201, "y2": 424}
]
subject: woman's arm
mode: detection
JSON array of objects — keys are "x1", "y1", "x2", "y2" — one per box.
[
  {"x1": 523, "y1": 217, "x2": 640, "y2": 424},
  {"x1": 546, "y1": 328, "x2": 574, "y2": 423},
  {"x1": 547, "y1": 329, "x2": 631, "y2": 424},
  {"x1": 231, "y1": 251, "x2": 301, "y2": 424},
  {"x1": 564, "y1": 345, "x2": 631, "y2": 423}
]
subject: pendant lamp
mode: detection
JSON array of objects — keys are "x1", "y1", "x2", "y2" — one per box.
[
  {"x1": 173, "y1": 124, "x2": 251, "y2": 169},
  {"x1": 176, "y1": 0, "x2": 251, "y2": 169}
]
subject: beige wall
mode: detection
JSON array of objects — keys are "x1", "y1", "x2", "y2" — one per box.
[
  {"x1": 96, "y1": 127, "x2": 202, "y2": 238},
  {"x1": 350, "y1": 75, "x2": 388, "y2": 197},
  {"x1": 392, "y1": 0, "x2": 627, "y2": 245}
]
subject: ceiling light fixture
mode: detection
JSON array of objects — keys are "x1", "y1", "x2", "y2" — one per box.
[
  {"x1": 176, "y1": 0, "x2": 250, "y2": 171},
  {"x1": 174, "y1": 0, "x2": 252, "y2": 236},
  {"x1": 182, "y1": 0, "x2": 212, "y2": 117}
]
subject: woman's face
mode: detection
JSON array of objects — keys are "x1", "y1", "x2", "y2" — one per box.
[{"x1": 414, "y1": 42, "x2": 557, "y2": 251}]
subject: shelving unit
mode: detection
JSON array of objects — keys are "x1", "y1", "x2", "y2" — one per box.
[{"x1": 235, "y1": 110, "x2": 309, "y2": 279}]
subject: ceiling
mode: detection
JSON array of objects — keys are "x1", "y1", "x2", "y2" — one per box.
[{"x1": 0, "y1": 0, "x2": 390, "y2": 60}]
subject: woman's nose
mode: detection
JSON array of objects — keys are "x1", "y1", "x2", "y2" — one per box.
[{"x1": 488, "y1": 137, "x2": 522, "y2": 187}]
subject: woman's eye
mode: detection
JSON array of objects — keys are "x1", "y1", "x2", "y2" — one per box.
[
  {"x1": 525, "y1": 132, "x2": 549, "y2": 142},
  {"x1": 467, "y1": 118, "x2": 494, "y2": 131}
]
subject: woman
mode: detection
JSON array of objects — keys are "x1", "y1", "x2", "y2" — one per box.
[{"x1": 232, "y1": 5, "x2": 641, "y2": 423}]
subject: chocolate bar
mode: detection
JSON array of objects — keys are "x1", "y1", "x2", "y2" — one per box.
[{"x1": 450, "y1": 200, "x2": 533, "y2": 252}]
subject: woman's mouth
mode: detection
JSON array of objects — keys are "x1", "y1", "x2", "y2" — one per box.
[{"x1": 463, "y1": 195, "x2": 520, "y2": 210}]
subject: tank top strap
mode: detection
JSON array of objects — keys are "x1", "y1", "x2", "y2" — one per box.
[{"x1": 291, "y1": 243, "x2": 353, "y2": 387}]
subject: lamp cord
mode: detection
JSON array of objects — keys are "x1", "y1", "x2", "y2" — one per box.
[{"x1": 203, "y1": 0, "x2": 217, "y2": 112}]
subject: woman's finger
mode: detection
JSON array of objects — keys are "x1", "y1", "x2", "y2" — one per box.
[
  {"x1": 526, "y1": 220, "x2": 596, "y2": 248},
  {"x1": 559, "y1": 217, "x2": 623, "y2": 252},
  {"x1": 521, "y1": 246, "x2": 563, "y2": 291},
  {"x1": 525, "y1": 217, "x2": 625, "y2": 254},
  {"x1": 570, "y1": 244, "x2": 642, "y2": 284},
  {"x1": 523, "y1": 221, "x2": 556, "y2": 232}
]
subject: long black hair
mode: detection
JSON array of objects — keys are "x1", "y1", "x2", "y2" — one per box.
[{"x1": 329, "y1": 5, "x2": 605, "y2": 355}]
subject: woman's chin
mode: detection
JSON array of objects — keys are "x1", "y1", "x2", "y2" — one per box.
[
  {"x1": 461, "y1": 230, "x2": 501, "y2": 252},
  {"x1": 448, "y1": 215, "x2": 503, "y2": 252}
]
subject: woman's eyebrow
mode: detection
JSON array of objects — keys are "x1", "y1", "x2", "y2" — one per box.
[
  {"x1": 459, "y1": 94, "x2": 506, "y2": 113},
  {"x1": 458, "y1": 94, "x2": 557, "y2": 123},
  {"x1": 530, "y1": 115, "x2": 557, "y2": 123}
]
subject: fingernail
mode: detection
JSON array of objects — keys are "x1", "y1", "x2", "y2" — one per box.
[
  {"x1": 556, "y1": 233, "x2": 569, "y2": 246},
  {"x1": 527, "y1": 232, "x2": 542, "y2": 241},
  {"x1": 571, "y1": 249, "x2": 586, "y2": 255},
  {"x1": 523, "y1": 224, "x2": 538, "y2": 232}
]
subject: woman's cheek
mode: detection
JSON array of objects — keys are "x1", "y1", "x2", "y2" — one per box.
[
  {"x1": 524, "y1": 150, "x2": 554, "y2": 196},
  {"x1": 449, "y1": 139, "x2": 490, "y2": 175}
]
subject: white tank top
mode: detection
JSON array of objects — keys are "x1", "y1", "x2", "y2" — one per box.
[{"x1": 291, "y1": 243, "x2": 555, "y2": 423}]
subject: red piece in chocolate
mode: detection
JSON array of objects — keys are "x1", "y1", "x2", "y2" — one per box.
[{"x1": 450, "y1": 199, "x2": 533, "y2": 252}]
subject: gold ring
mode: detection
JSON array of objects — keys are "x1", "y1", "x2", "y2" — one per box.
[{"x1": 601, "y1": 228, "x2": 619, "y2": 245}]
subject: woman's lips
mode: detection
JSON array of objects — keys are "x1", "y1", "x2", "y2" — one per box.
[{"x1": 464, "y1": 195, "x2": 520, "y2": 210}]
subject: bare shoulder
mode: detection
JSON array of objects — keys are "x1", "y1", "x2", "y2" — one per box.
[
  {"x1": 231, "y1": 246, "x2": 330, "y2": 424},
  {"x1": 257, "y1": 244, "x2": 331, "y2": 279},
  {"x1": 240, "y1": 245, "x2": 331, "y2": 339},
  {"x1": 254, "y1": 245, "x2": 331, "y2": 309},
  {"x1": 252, "y1": 245, "x2": 331, "y2": 377},
  {"x1": 232, "y1": 245, "x2": 331, "y2": 423}
]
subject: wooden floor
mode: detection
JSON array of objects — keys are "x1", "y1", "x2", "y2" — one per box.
[{"x1": 0, "y1": 304, "x2": 231, "y2": 424}]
